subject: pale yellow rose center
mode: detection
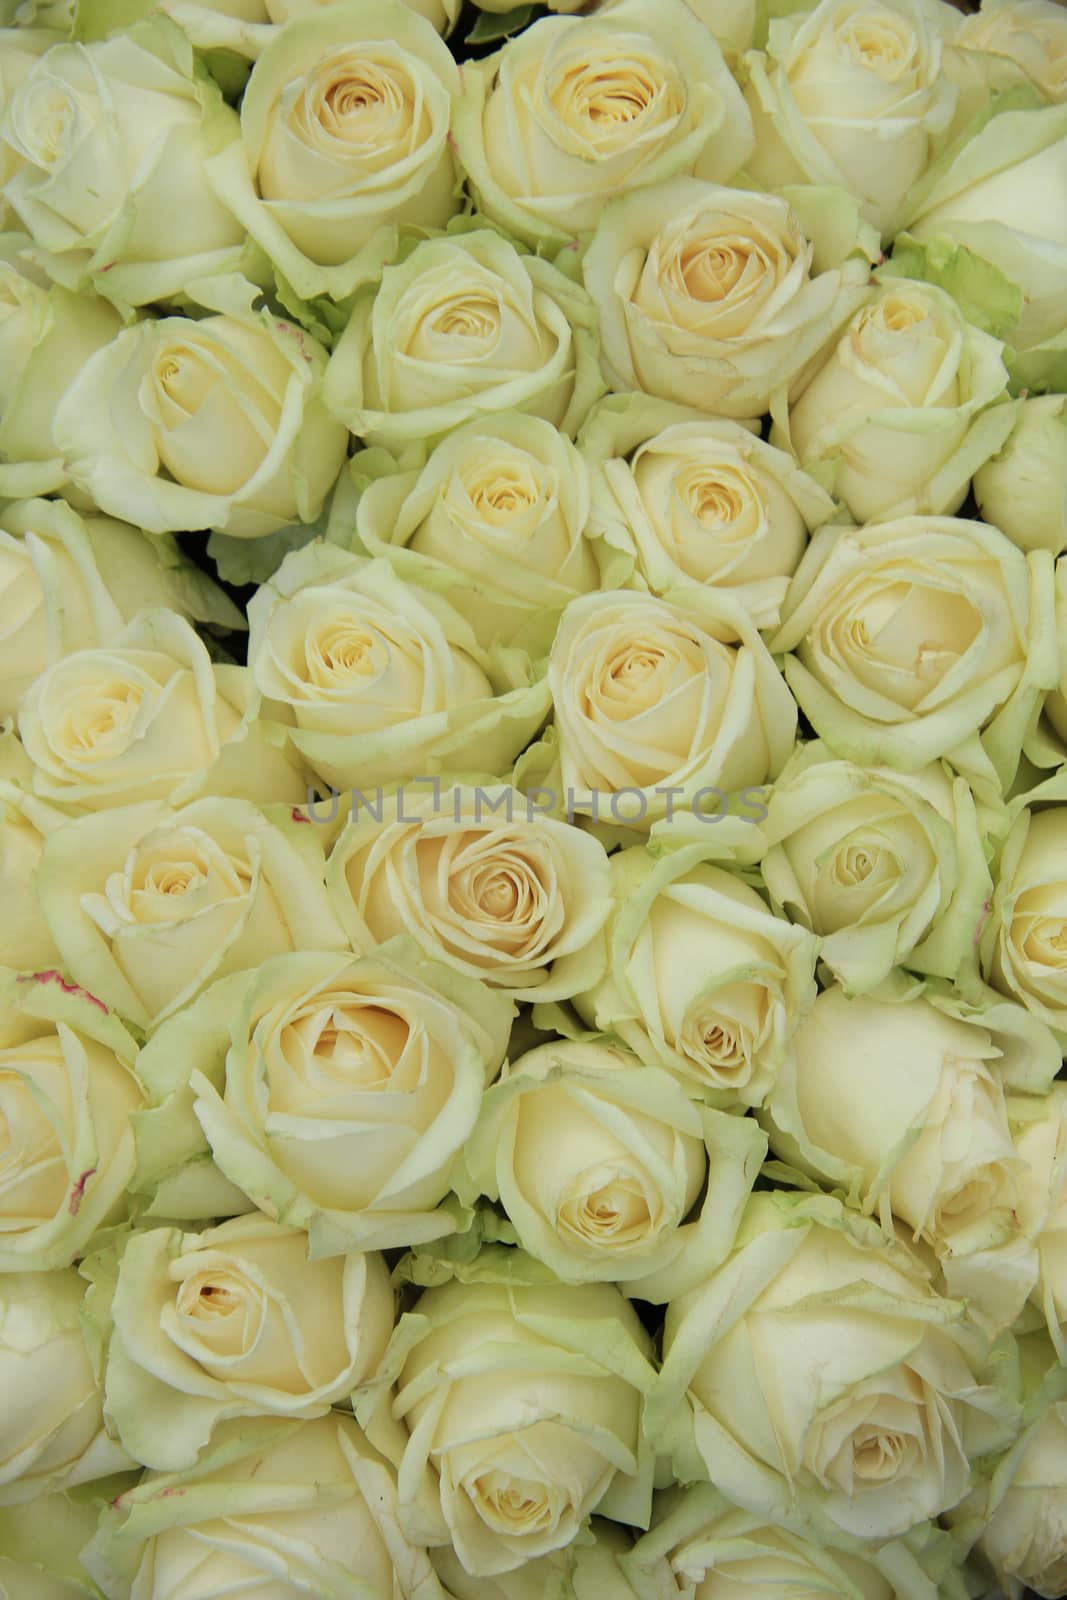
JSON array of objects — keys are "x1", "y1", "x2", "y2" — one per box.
[
  {"x1": 558, "y1": 1173, "x2": 652, "y2": 1246},
  {"x1": 590, "y1": 632, "x2": 704, "y2": 720},
  {"x1": 314, "y1": 57, "x2": 411, "y2": 142},
  {"x1": 56, "y1": 677, "x2": 144, "y2": 759},
  {"x1": 546, "y1": 48, "x2": 682, "y2": 156},
  {"x1": 417, "y1": 292, "x2": 502, "y2": 356},
  {"x1": 282, "y1": 1001, "x2": 410, "y2": 1092},
  {"x1": 464, "y1": 459, "x2": 546, "y2": 527},
  {"x1": 677, "y1": 463, "x2": 754, "y2": 536},
  {"x1": 308, "y1": 620, "x2": 383, "y2": 686},
  {"x1": 876, "y1": 295, "x2": 928, "y2": 335},
  {"x1": 832, "y1": 841, "x2": 881, "y2": 887},
  {"x1": 0, "y1": 1050, "x2": 68, "y2": 1222},
  {"x1": 178, "y1": 1272, "x2": 245, "y2": 1322},
  {"x1": 831, "y1": 577, "x2": 982, "y2": 709},
  {"x1": 1022, "y1": 915, "x2": 1067, "y2": 964},
  {"x1": 851, "y1": 1426, "x2": 913, "y2": 1481},
  {"x1": 837, "y1": 12, "x2": 914, "y2": 80},
  {"x1": 471, "y1": 1471, "x2": 556, "y2": 1535},
  {"x1": 124, "y1": 834, "x2": 252, "y2": 928},
  {"x1": 16, "y1": 81, "x2": 76, "y2": 169}
]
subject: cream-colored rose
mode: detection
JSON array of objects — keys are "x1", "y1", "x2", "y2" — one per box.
[
  {"x1": 349, "y1": 411, "x2": 604, "y2": 652},
  {"x1": 457, "y1": 1036, "x2": 766, "y2": 1299},
  {"x1": 323, "y1": 228, "x2": 603, "y2": 449},
  {"x1": 761, "y1": 743, "x2": 996, "y2": 994},
  {"x1": 627, "y1": 1482, "x2": 967, "y2": 1600},
  {"x1": 583, "y1": 177, "x2": 871, "y2": 420},
  {"x1": 581, "y1": 395, "x2": 834, "y2": 631},
  {"x1": 36, "y1": 795, "x2": 348, "y2": 1031},
  {"x1": 54, "y1": 282, "x2": 348, "y2": 539},
  {"x1": 453, "y1": 0, "x2": 752, "y2": 248},
  {"x1": 743, "y1": 0, "x2": 957, "y2": 238},
  {"x1": 188, "y1": 947, "x2": 511, "y2": 1254},
  {"x1": 385, "y1": 1277, "x2": 654, "y2": 1576},
  {"x1": 0, "y1": 236, "x2": 122, "y2": 499},
  {"x1": 205, "y1": 0, "x2": 461, "y2": 302},
  {"x1": 326, "y1": 784, "x2": 611, "y2": 1001},
  {"x1": 17, "y1": 609, "x2": 303, "y2": 814},
  {"x1": 903, "y1": 102, "x2": 1067, "y2": 392},
  {"x1": 0, "y1": 1271, "x2": 132, "y2": 1507},
  {"x1": 985, "y1": 807, "x2": 1067, "y2": 1041},
  {"x1": 0, "y1": 30, "x2": 58, "y2": 209},
  {"x1": 0, "y1": 20, "x2": 246, "y2": 307},
  {"x1": 783, "y1": 279, "x2": 1013, "y2": 523},
  {"x1": 571, "y1": 845, "x2": 817, "y2": 1108},
  {"x1": 547, "y1": 587, "x2": 796, "y2": 830},
  {"x1": 771, "y1": 515, "x2": 1056, "y2": 793},
  {"x1": 955, "y1": 0, "x2": 1067, "y2": 104},
  {"x1": 0, "y1": 497, "x2": 241, "y2": 720},
  {"x1": 1010, "y1": 1088, "x2": 1067, "y2": 1363},
  {"x1": 0, "y1": 968, "x2": 144, "y2": 1272},
  {"x1": 0, "y1": 780, "x2": 64, "y2": 973},
  {"x1": 651, "y1": 1192, "x2": 1020, "y2": 1545},
  {"x1": 83, "y1": 1414, "x2": 447, "y2": 1600},
  {"x1": 975, "y1": 395, "x2": 1067, "y2": 556},
  {"x1": 762, "y1": 985, "x2": 1056, "y2": 1327},
  {"x1": 247, "y1": 545, "x2": 551, "y2": 792},
  {"x1": 158, "y1": 0, "x2": 460, "y2": 61},
  {"x1": 0, "y1": 1484, "x2": 112, "y2": 1600},
  {"x1": 105, "y1": 1217, "x2": 394, "y2": 1469}
]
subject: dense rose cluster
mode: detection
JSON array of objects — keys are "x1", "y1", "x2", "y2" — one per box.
[{"x1": 2, "y1": 0, "x2": 1067, "y2": 1595}]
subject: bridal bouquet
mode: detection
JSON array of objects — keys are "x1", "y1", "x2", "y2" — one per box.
[{"x1": 2, "y1": 0, "x2": 1067, "y2": 1592}]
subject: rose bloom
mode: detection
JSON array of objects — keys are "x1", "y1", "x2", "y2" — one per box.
[
  {"x1": 17, "y1": 609, "x2": 304, "y2": 814},
  {"x1": 975, "y1": 394, "x2": 1067, "y2": 556},
  {"x1": 985, "y1": 806, "x2": 1067, "y2": 1041},
  {"x1": 157, "y1": 0, "x2": 459, "y2": 60},
  {"x1": 0, "y1": 968, "x2": 144, "y2": 1272},
  {"x1": 457, "y1": 1036, "x2": 766, "y2": 1297},
  {"x1": 0, "y1": 238, "x2": 121, "y2": 499},
  {"x1": 761, "y1": 985, "x2": 1058, "y2": 1326},
  {"x1": 583, "y1": 177, "x2": 870, "y2": 420},
  {"x1": 433, "y1": 1518, "x2": 652, "y2": 1600},
  {"x1": 350, "y1": 411, "x2": 604, "y2": 653},
  {"x1": 0, "y1": 780, "x2": 63, "y2": 972},
  {"x1": 453, "y1": 0, "x2": 753, "y2": 247},
  {"x1": 571, "y1": 845, "x2": 817, "y2": 1108},
  {"x1": 955, "y1": 0, "x2": 1067, "y2": 104},
  {"x1": 0, "y1": 498, "x2": 240, "y2": 721},
  {"x1": 782, "y1": 279, "x2": 1013, "y2": 524},
  {"x1": 326, "y1": 784, "x2": 611, "y2": 1002},
  {"x1": 771, "y1": 515, "x2": 1055, "y2": 789},
  {"x1": 547, "y1": 587, "x2": 796, "y2": 830},
  {"x1": 187, "y1": 947, "x2": 511, "y2": 1254},
  {"x1": 36, "y1": 796, "x2": 347, "y2": 1031},
  {"x1": 1010, "y1": 1087, "x2": 1067, "y2": 1361},
  {"x1": 0, "y1": 1483, "x2": 111, "y2": 1600},
  {"x1": 247, "y1": 546, "x2": 551, "y2": 792},
  {"x1": 105, "y1": 1216, "x2": 394, "y2": 1470},
  {"x1": 743, "y1": 0, "x2": 958, "y2": 238},
  {"x1": 760, "y1": 743, "x2": 996, "y2": 994},
  {"x1": 83, "y1": 1414, "x2": 446, "y2": 1600},
  {"x1": 0, "y1": 1271, "x2": 132, "y2": 1508},
  {"x1": 582, "y1": 395, "x2": 834, "y2": 632},
  {"x1": 651, "y1": 1192, "x2": 1020, "y2": 1543},
  {"x1": 54, "y1": 292, "x2": 348, "y2": 539},
  {"x1": 903, "y1": 101, "x2": 1067, "y2": 393},
  {"x1": 205, "y1": 0, "x2": 461, "y2": 302},
  {"x1": 323, "y1": 228, "x2": 603, "y2": 449},
  {"x1": 386, "y1": 1277, "x2": 654, "y2": 1575},
  {"x1": 0, "y1": 20, "x2": 246, "y2": 306}
]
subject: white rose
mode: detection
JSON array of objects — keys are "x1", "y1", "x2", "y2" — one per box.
[
  {"x1": 0, "y1": 968, "x2": 144, "y2": 1272},
  {"x1": 0, "y1": 497, "x2": 241, "y2": 721},
  {"x1": 0, "y1": 20, "x2": 247, "y2": 306},
  {"x1": 326, "y1": 784, "x2": 612, "y2": 1001},
  {"x1": 247, "y1": 545, "x2": 552, "y2": 793},
  {"x1": 457, "y1": 1036, "x2": 766, "y2": 1299},
  {"x1": 743, "y1": 0, "x2": 958, "y2": 237},
  {"x1": 18, "y1": 609, "x2": 304, "y2": 813},
  {"x1": 975, "y1": 394, "x2": 1067, "y2": 555},
  {"x1": 104, "y1": 1216, "x2": 394, "y2": 1469},
  {"x1": 349, "y1": 411, "x2": 605, "y2": 653},
  {"x1": 571, "y1": 844, "x2": 818, "y2": 1107},
  {"x1": 955, "y1": 0, "x2": 1067, "y2": 104},
  {"x1": 323, "y1": 227, "x2": 603, "y2": 449},
  {"x1": 185, "y1": 945, "x2": 512, "y2": 1254},
  {"x1": 54, "y1": 280, "x2": 348, "y2": 539},
  {"x1": 453, "y1": 0, "x2": 753, "y2": 248},
  {"x1": 157, "y1": 0, "x2": 460, "y2": 61},
  {"x1": 1010, "y1": 1088, "x2": 1067, "y2": 1362},
  {"x1": 580, "y1": 394, "x2": 835, "y2": 632},
  {"x1": 985, "y1": 806, "x2": 1067, "y2": 1040},
  {"x1": 0, "y1": 28, "x2": 68, "y2": 209},
  {"x1": 771, "y1": 515, "x2": 1057, "y2": 794},
  {"x1": 0, "y1": 1271, "x2": 131, "y2": 1507},
  {"x1": 204, "y1": 0, "x2": 461, "y2": 302},
  {"x1": 0, "y1": 781, "x2": 62, "y2": 972},
  {"x1": 383, "y1": 1277, "x2": 654, "y2": 1575},
  {"x1": 782, "y1": 278, "x2": 1013, "y2": 524},
  {"x1": 762, "y1": 985, "x2": 1058, "y2": 1326},
  {"x1": 651, "y1": 1192, "x2": 1020, "y2": 1544},
  {"x1": 36, "y1": 795, "x2": 348, "y2": 1031},
  {"x1": 761, "y1": 743, "x2": 997, "y2": 994},
  {"x1": 583, "y1": 177, "x2": 871, "y2": 420},
  {"x1": 547, "y1": 587, "x2": 797, "y2": 830}
]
